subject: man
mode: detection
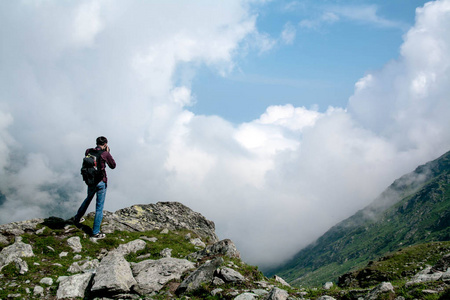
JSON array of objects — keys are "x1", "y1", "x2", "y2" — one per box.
[{"x1": 74, "y1": 136, "x2": 116, "y2": 239}]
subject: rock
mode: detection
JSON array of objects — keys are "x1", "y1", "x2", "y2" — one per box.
[
  {"x1": 59, "y1": 251, "x2": 68, "y2": 258},
  {"x1": 0, "y1": 236, "x2": 34, "y2": 272},
  {"x1": 273, "y1": 275, "x2": 290, "y2": 287},
  {"x1": 56, "y1": 272, "x2": 93, "y2": 299},
  {"x1": 0, "y1": 218, "x2": 43, "y2": 236},
  {"x1": 67, "y1": 259, "x2": 100, "y2": 273},
  {"x1": 160, "y1": 248, "x2": 172, "y2": 258},
  {"x1": 67, "y1": 236, "x2": 82, "y2": 253},
  {"x1": 365, "y1": 282, "x2": 394, "y2": 300},
  {"x1": 114, "y1": 239, "x2": 146, "y2": 256},
  {"x1": 235, "y1": 292, "x2": 258, "y2": 300},
  {"x1": 190, "y1": 238, "x2": 206, "y2": 248},
  {"x1": 160, "y1": 228, "x2": 169, "y2": 234},
  {"x1": 132, "y1": 257, "x2": 195, "y2": 295},
  {"x1": 213, "y1": 276, "x2": 225, "y2": 285},
  {"x1": 91, "y1": 252, "x2": 137, "y2": 293},
  {"x1": 218, "y1": 267, "x2": 246, "y2": 283},
  {"x1": 264, "y1": 287, "x2": 289, "y2": 300},
  {"x1": 188, "y1": 239, "x2": 240, "y2": 261},
  {"x1": 14, "y1": 257, "x2": 29, "y2": 274},
  {"x1": 40, "y1": 277, "x2": 53, "y2": 285},
  {"x1": 100, "y1": 202, "x2": 219, "y2": 242},
  {"x1": 211, "y1": 288, "x2": 223, "y2": 296},
  {"x1": 324, "y1": 281, "x2": 334, "y2": 290},
  {"x1": 317, "y1": 296, "x2": 336, "y2": 300},
  {"x1": 140, "y1": 236, "x2": 157, "y2": 243},
  {"x1": 36, "y1": 227, "x2": 46, "y2": 235},
  {"x1": 0, "y1": 233, "x2": 8, "y2": 244},
  {"x1": 33, "y1": 286, "x2": 44, "y2": 296},
  {"x1": 406, "y1": 266, "x2": 443, "y2": 286},
  {"x1": 253, "y1": 289, "x2": 269, "y2": 296},
  {"x1": 177, "y1": 257, "x2": 224, "y2": 294}
]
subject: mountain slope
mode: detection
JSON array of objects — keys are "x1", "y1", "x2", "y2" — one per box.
[{"x1": 268, "y1": 150, "x2": 450, "y2": 287}]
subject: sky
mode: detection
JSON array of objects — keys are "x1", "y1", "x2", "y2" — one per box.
[{"x1": 1, "y1": 0, "x2": 450, "y2": 269}]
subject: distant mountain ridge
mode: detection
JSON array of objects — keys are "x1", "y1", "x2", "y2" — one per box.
[{"x1": 268, "y1": 150, "x2": 450, "y2": 287}]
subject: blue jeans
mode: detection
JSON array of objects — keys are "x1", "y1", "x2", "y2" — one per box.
[{"x1": 75, "y1": 181, "x2": 106, "y2": 235}]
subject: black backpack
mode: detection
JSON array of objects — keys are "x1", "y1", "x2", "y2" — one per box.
[{"x1": 80, "y1": 149, "x2": 105, "y2": 185}]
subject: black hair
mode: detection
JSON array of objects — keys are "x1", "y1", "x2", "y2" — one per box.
[{"x1": 96, "y1": 136, "x2": 108, "y2": 146}]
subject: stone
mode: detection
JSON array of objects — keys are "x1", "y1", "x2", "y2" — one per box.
[
  {"x1": 211, "y1": 288, "x2": 223, "y2": 296},
  {"x1": 132, "y1": 257, "x2": 195, "y2": 295},
  {"x1": 188, "y1": 239, "x2": 240, "y2": 261},
  {"x1": 36, "y1": 227, "x2": 46, "y2": 235},
  {"x1": 0, "y1": 236, "x2": 34, "y2": 272},
  {"x1": 406, "y1": 266, "x2": 444, "y2": 286},
  {"x1": 235, "y1": 292, "x2": 258, "y2": 300},
  {"x1": 59, "y1": 252, "x2": 68, "y2": 258},
  {"x1": 68, "y1": 258, "x2": 100, "y2": 273},
  {"x1": 218, "y1": 267, "x2": 246, "y2": 283},
  {"x1": 67, "y1": 236, "x2": 82, "y2": 253},
  {"x1": 252, "y1": 289, "x2": 269, "y2": 296},
  {"x1": 100, "y1": 202, "x2": 219, "y2": 242},
  {"x1": 213, "y1": 276, "x2": 225, "y2": 285},
  {"x1": 160, "y1": 228, "x2": 169, "y2": 234},
  {"x1": 114, "y1": 239, "x2": 147, "y2": 256},
  {"x1": 14, "y1": 257, "x2": 29, "y2": 274},
  {"x1": 177, "y1": 257, "x2": 224, "y2": 294},
  {"x1": 365, "y1": 282, "x2": 394, "y2": 300},
  {"x1": 273, "y1": 275, "x2": 290, "y2": 287},
  {"x1": 91, "y1": 252, "x2": 137, "y2": 293},
  {"x1": 140, "y1": 236, "x2": 158, "y2": 242},
  {"x1": 190, "y1": 238, "x2": 206, "y2": 248},
  {"x1": 40, "y1": 277, "x2": 54, "y2": 285},
  {"x1": 264, "y1": 287, "x2": 289, "y2": 300},
  {"x1": 160, "y1": 248, "x2": 172, "y2": 258},
  {"x1": 56, "y1": 272, "x2": 93, "y2": 299},
  {"x1": 317, "y1": 296, "x2": 336, "y2": 300},
  {"x1": 33, "y1": 286, "x2": 44, "y2": 296},
  {"x1": 0, "y1": 234, "x2": 8, "y2": 244},
  {"x1": 324, "y1": 281, "x2": 334, "y2": 290},
  {"x1": 0, "y1": 218, "x2": 43, "y2": 236}
]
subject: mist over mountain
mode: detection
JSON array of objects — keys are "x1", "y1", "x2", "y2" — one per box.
[{"x1": 268, "y1": 149, "x2": 450, "y2": 286}]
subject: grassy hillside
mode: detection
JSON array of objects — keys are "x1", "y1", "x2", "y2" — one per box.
[{"x1": 268, "y1": 150, "x2": 450, "y2": 287}]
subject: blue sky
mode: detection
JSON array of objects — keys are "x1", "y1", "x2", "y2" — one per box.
[
  {"x1": 1, "y1": 0, "x2": 449, "y2": 268},
  {"x1": 191, "y1": 0, "x2": 428, "y2": 122}
]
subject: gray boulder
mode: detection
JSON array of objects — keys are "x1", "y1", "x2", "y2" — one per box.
[
  {"x1": 114, "y1": 239, "x2": 147, "y2": 256},
  {"x1": 235, "y1": 292, "x2": 258, "y2": 300},
  {"x1": 264, "y1": 287, "x2": 289, "y2": 300},
  {"x1": 406, "y1": 266, "x2": 443, "y2": 286},
  {"x1": 317, "y1": 296, "x2": 337, "y2": 300},
  {"x1": 67, "y1": 259, "x2": 100, "y2": 273},
  {"x1": 14, "y1": 257, "x2": 29, "y2": 274},
  {"x1": 177, "y1": 257, "x2": 224, "y2": 294},
  {"x1": 56, "y1": 272, "x2": 93, "y2": 299},
  {"x1": 218, "y1": 267, "x2": 245, "y2": 283},
  {"x1": 273, "y1": 275, "x2": 290, "y2": 287},
  {"x1": 99, "y1": 202, "x2": 219, "y2": 242},
  {"x1": 0, "y1": 236, "x2": 34, "y2": 272},
  {"x1": 132, "y1": 257, "x2": 195, "y2": 295},
  {"x1": 188, "y1": 239, "x2": 240, "y2": 261},
  {"x1": 66, "y1": 236, "x2": 82, "y2": 253},
  {"x1": 91, "y1": 252, "x2": 137, "y2": 293},
  {"x1": 365, "y1": 282, "x2": 394, "y2": 300},
  {"x1": 0, "y1": 218, "x2": 43, "y2": 236}
]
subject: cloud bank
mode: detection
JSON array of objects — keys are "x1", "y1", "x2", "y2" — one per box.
[{"x1": 1, "y1": 0, "x2": 450, "y2": 268}]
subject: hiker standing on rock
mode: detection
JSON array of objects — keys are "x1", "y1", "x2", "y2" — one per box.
[{"x1": 73, "y1": 136, "x2": 116, "y2": 239}]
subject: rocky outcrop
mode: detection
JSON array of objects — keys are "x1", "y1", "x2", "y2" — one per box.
[
  {"x1": 100, "y1": 202, "x2": 219, "y2": 242},
  {"x1": 132, "y1": 257, "x2": 195, "y2": 294}
]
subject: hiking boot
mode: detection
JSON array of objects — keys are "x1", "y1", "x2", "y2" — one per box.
[{"x1": 91, "y1": 233, "x2": 106, "y2": 239}]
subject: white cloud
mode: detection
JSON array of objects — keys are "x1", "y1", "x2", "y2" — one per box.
[
  {"x1": 281, "y1": 22, "x2": 296, "y2": 44},
  {"x1": 1, "y1": 0, "x2": 450, "y2": 270}
]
